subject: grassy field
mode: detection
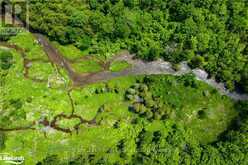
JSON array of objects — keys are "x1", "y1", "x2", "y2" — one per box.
[
  {"x1": 109, "y1": 60, "x2": 130, "y2": 72},
  {"x1": 71, "y1": 60, "x2": 103, "y2": 73},
  {"x1": 51, "y1": 42, "x2": 87, "y2": 60}
]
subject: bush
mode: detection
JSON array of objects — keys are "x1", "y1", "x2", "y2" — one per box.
[
  {"x1": 0, "y1": 50, "x2": 13, "y2": 70},
  {"x1": 76, "y1": 35, "x2": 92, "y2": 50},
  {"x1": 189, "y1": 56, "x2": 205, "y2": 68}
]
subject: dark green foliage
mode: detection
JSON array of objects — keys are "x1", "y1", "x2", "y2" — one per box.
[
  {"x1": 197, "y1": 110, "x2": 207, "y2": 119},
  {"x1": 123, "y1": 0, "x2": 135, "y2": 8},
  {"x1": 75, "y1": 35, "x2": 92, "y2": 50},
  {"x1": 36, "y1": 155, "x2": 60, "y2": 165},
  {"x1": 125, "y1": 82, "x2": 168, "y2": 121},
  {"x1": 0, "y1": 50, "x2": 13, "y2": 70},
  {"x1": 0, "y1": 25, "x2": 19, "y2": 41},
  {"x1": 114, "y1": 17, "x2": 131, "y2": 38},
  {"x1": 9, "y1": 99, "x2": 23, "y2": 110},
  {"x1": 189, "y1": 56, "x2": 205, "y2": 68},
  {"x1": 0, "y1": 133, "x2": 5, "y2": 150},
  {"x1": 239, "y1": 65, "x2": 248, "y2": 93}
]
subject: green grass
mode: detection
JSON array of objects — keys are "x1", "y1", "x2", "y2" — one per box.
[
  {"x1": 8, "y1": 32, "x2": 36, "y2": 51},
  {"x1": 71, "y1": 60, "x2": 103, "y2": 73},
  {"x1": 28, "y1": 62, "x2": 54, "y2": 81},
  {"x1": 110, "y1": 60, "x2": 130, "y2": 72},
  {"x1": 0, "y1": 45, "x2": 138, "y2": 164},
  {"x1": 8, "y1": 32, "x2": 49, "y2": 60},
  {"x1": 57, "y1": 118, "x2": 81, "y2": 129},
  {"x1": 52, "y1": 42, "x2": 88, "y2": 60}
]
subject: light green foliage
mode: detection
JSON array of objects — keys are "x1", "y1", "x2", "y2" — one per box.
[
  {"x1": 9, "y1": 32, "x2": 49, "y2": 60},
  {"x1": 9, "y1": 32, "x2": 37, "y2": 52},
  {"x1": 52, "y1": 42, "x2": 87, "y2": 60},
  {"x1": 126, "y1": 75, "x2": 237, "y2": 143},
  {"x1": 71, "y1": 59, "x2": 102, "y2": 73},
  {"x1": 57, "y1": 118, "x2": 81, "y2": 129},
  {"x1": 110, "y1": 60, "x2": 130, "y2": 72},
  {"x1": 28, "y1": 62, "x2": 54, "y2": 81}
]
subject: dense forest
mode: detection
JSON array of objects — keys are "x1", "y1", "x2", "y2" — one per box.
[{"x1": 21, "y1": 0, "x2": 248, "y2": 92}]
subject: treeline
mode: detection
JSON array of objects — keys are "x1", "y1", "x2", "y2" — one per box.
[{"x1": 22, "y1": 0, "x2": 248, "y2": 91}]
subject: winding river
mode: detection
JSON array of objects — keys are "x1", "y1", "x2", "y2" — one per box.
[
  {"x1": 34, "y1": 34, "x2": 248, "y2": 101},
  {"x1": 1, "y1": 10, "x2": 248, "y2": 101}
]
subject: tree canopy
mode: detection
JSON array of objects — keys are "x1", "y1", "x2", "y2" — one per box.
[{"x1": 23, "y1": 0, "x2": 248, "y2": 92}]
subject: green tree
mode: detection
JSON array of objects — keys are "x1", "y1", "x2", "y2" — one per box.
[
  {"x1": 76, "y1": 35, "x2": 92, "y2": 50},
  {"x1": 114, "y1": 17, "x2": 131, "y2": 38},
  {"x1": 189, "y1": 56, "x2": 205, "y2": 68}
]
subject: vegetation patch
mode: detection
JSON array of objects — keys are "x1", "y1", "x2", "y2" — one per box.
[
  {"x1": 0, "y1": 49, "x2": 13, "y2": 70},
  {"x1": 71, "y1": 59, "x2": 103, "y2": 73},
  {"x1": 52, "y1": 42, "x2": 87, "y2": 60},
  {"x1": 28, "y1": 62, "x2": 54, "y2": 81},
  {"x1": 110, "y1": 60, "x2": 130, "y2": 72}
]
